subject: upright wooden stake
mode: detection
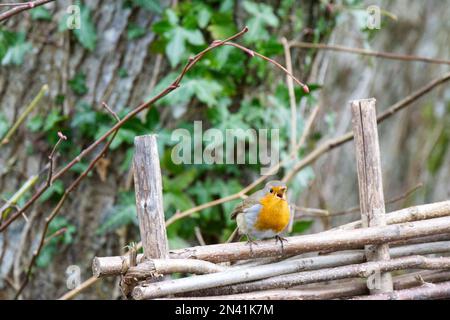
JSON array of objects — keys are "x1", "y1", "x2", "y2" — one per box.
[
  {"x1": 133, "y1": 135, "x2": 169, "y2": 259},
  {"x1": 351, "y1": 98, "x2": 393, "y2": 294}
]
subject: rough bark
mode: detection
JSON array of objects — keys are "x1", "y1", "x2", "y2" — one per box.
[{"x1": 351, "y1": 98, "x2": 393, "y2": 293}]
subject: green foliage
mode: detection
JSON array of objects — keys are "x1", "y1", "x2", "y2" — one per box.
[
  {"x1": 242, "y1": 1, "x2": 279, "y2": 42},
  {"x1": 127, "y1": 23, "x2": 147, "y2": 40},
  {"x1": 428, "y1": 126, "x2": 450, "y2": 174},
  {"x1": 97, "y1": 191, "x2": 138, "y2": 235},
  {"x1": 59, "y1": 3, "x2": 97, "y2": 51},
  {"x1": 153, "y1": 7, "x2": 205, "y2": 67},
  {"x1": 68, "y1": 72, "x2": 88, "y2": 96},
  {"x1": 39, "y1": 180, "x2": 65, "y2": 202},
  {"x1": 19, "y1": 0, "x2": 339, "y2": 253},
  {"x1": 37, "y1": 217, "x2": 76, "y2": 268},
  {"x1": 0, "y1": 112, "x2": 8, "y2": 138},
  {"x1": 30, "y1": 7, "x2": 52, "y2": 21},
  {"x1": 292, "y1": 220, "x2": 313, "y2": 234},
  {"x1": 129, "y1": 0, "x2": 163, "y2": 14},
  {"x1": 0, "y1": 28, "x2": 32, "y2": 66}
]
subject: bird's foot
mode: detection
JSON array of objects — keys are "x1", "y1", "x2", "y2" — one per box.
[
  {"x1": 274, "y1": 235, "x2": 288, "y2": 254},
  {"x1": 246, "y1": 236, "x2": 258, "y2": 255}
]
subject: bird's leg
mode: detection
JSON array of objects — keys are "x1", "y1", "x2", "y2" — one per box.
[
  {"x1": 274, "y1": 235, "x2": 288, "y2": 254},
  {"x1": 245, "y1": 235, "x2": 258, "y2": 255}
]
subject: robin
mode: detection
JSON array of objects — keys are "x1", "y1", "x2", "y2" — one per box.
[{"x1": 230, "y1": 180, "x2": 291, "y2": 252}]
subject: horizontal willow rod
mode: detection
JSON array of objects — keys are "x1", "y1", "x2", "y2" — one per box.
[
  {"x1": 168, "y1": 216, "x2": 450, "y2": 263},
  {"x1": 133, "y1": 256, "x2": 450, "y2": 299},
  {"x1": 93, "y1": 201, "x2": 450, "y2": 276},
  {"x1": 164, "y1": 271, "x2": 450, "y2": 300},
  {"x1": 182, "y1": 241, "x2": 450, "y2": 297},
  {"x1": 351, "y1": 280, "x2": 450, "y2": 300}
]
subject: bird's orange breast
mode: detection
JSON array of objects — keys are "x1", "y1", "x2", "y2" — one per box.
[{"x1": 254, "y1": 194, "x2": 290, "y2": 233}]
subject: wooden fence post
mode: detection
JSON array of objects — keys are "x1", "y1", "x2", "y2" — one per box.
[
  {"x1": 351, "y1": 98, "x2": 393, "y2": 294},
  {"x1": 133, "y1": 134, "x2": 169, "y2": 259}
]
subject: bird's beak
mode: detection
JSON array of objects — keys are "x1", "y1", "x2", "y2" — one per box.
[{"x1": 276, "y1": 187, "x2": 287, "y2": 199}]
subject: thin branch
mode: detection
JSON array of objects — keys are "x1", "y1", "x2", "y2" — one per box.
[
  {"x1": 331, "y1": 182, "x2": 422, "y2": 217},
  {"x1": 14, "y1": 110, "x2": 118, "y2": 298},
  {"x1": 46, "y1": 131, "x2": 67, "y2": 186},
  {"x1": 43, "y1": 227, "x2": 66, "y2": 245},
  {"x1": 224, "y1": 41, "x2": 309, "y2": 93},
  {"x1": 194, "y1": 227, "x2": 206, "y2": 246},
  {"x1": 0, "y1": 174, "x2": 39, "y2": 220},
  {"x1": 167, "y1": 104, "x2": 320, "y2": 228},
  {"x1": 282, "y1": 71, "x2": 450, "y2": 183},
  {"x1": 58, "y1": 276, "x2": 98, "y2": 300},
  {"x1": 0, "y1": 27, "x2": 250, "y2": 232},
  {"x1": 0, "y1": 0, "x2": 54, "y2": 22},
  {"x1": 281, "y1": 37, "x2": 298, "y2": 152},
  {"x1": 330, "y1": 200, "x2": 450, "y2": 232},
  {"x1": 1, "y1": 84, "x2": 48, "y2": 146},
  {"x1": 101, "y1": 102, "x2": 120, "y2": 122},
  {"x1": 290, "y1": 41, "x2": 450, "y2": 65}
]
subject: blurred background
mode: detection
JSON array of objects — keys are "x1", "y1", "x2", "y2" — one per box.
[{"x1": 0, "y1": 0, "x2": 449, "y2": 299}]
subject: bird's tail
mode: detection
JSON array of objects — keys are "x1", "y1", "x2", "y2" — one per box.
[{"x1": 226, "y1": 227, "x2": 240, "y2": 243}]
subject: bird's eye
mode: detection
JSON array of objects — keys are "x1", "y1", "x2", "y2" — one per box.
[{"x1": 270, "y1": 188, "x2": 274, "y2": 193}]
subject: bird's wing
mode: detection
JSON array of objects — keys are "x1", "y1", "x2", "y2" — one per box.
[{"x1": 230, "y1": 190, "x2": 264, "y2": 220}]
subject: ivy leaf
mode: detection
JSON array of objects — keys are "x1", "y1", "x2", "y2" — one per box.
[
  {"x1": 243, "y1": 1, "x2": 279, "y2": 42},
  {"x1": 164, "y1": 190, "x2": 195, "y2": 212},
  {"x1": 0, "y1": 113, "x2": 8, "y2": 138},
  {"x1": 166, "y1": 27, "x2": 186, "y2": 67},
  {"x1": 132, "y1": 0, "x2": 162, "y2": 14},
  {"x1": 109, "y1": 128, "x2": 136, "y2": 150},
  {"x1": 191, "y1": 79, "x2": 222, "y2": 107},
  {"x1": 43, "y1": 109, "x2": 65, "y2": 131},
  {"x1": 68, "y1": 72, "x2": 88, "y2": 96},
  {"x1": 39, "y1": 180, "x2": 65, "y2": 202},
  {"x1": 183, "y1": 29, "x2": 205, "y2": 46},
  {"x1": 1, "y1": 31, "x2": 32, "y2": 66},
  {"x1": 74, "y1": 5, "x2": 97, "y2": 51},
  {"x1": 127, "y1": 23, "x2": 146, "y2": 40},
  {"x1": 26, "y1": 115, "x2": 44, "y2": 132},
  {"x1": 292, "y1": 220, "x2": 313, "y2": 234},
  {"x1": 165, "y1": 170, "x2": 197, "y2": 191},
  {"x1": 197, "y1": 8, "x2": 211, "y2": 28},
  {"x1": 59, "y1": 4, "x2": 97, "y2": 51},
  {"x1": 30, "y1": 7, "x2": 52, "y2": 21}
]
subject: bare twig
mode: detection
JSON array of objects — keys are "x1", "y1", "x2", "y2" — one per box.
[
  {"x1": 0, "y1": 0, "x2": 54, "y2": 22},
  {"x1": 101, "y1": 102, "x2": 120, "y2": 122},
  {"x1": 331, "y1": 200, "x2": 450, "y2": 232},
  {"x1": 43, "y1": 227, "x2": 66, "y2": 245},
  {"x1": 194, "y1": 227, "x2": 206, "y2": 246},
  {"x1": 0, "y1": 174, "x2": 39, "y2": 220},
  {"x1": 0, "y1": 27, "x2": 250, "y2": 232},
  {"x1": 281, "y1": 37, "x2": 298, "y2": 152},
  {"x1": 290, "y1": 42, "x2": 450, "y2": 65},
  {"x1": 1, "y1": 84, "x2": 48, "y2": 146},
  {"x1": 14, "y1": 111, "x2": 118, "y2": 298},
  {"x1": 329, "y1": 183, "x2": 423, "y2": 217},
  {"x1": 46, "y1": 131, "x2": 67, "y2": 186},
  {"x1": 282, "y1": 71, "x2": 450, "y2": 183},
  {"x1": 224, "y1": 41, "x2": 309, "y2": 93}
]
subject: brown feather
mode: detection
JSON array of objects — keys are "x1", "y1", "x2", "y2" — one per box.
[{"x1": 230, "y1": 190, "x2": 264, "y2": 220}]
